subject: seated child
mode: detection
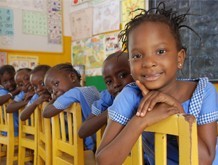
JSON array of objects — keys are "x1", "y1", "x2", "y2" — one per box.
[
  {"x1": 0, "y1": 65, "x2": 20, "y2": 105},
  {"x1": 43, "y1": 63, "x2": 100, "y2": 151},
  {"x1": 20, "y1": 65, "x2": 51, "y2": 121},
  {"x1": 6, "y1": 68, "x2": 34, "y2": 113},
  {"x1": 0, "y1": 65, "x2": 20, "y2": 136},
  {"x1": 78, "y1": 51, "x2": 134, "y2": 138},
  {"x1": 96, "y1": 3, "x2": 218, "y2": 165}
]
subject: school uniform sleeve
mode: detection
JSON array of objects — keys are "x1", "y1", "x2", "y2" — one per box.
[
  {"x1": 198, "y1": 81, "x2": 218, "y2": 125},
  {"x1": 26, "y1": 94, "x2": 39, "y2": 107},
  {"x1": 108, "y1": 83, "x2": 142, "y2": 125},
  {"x1": 53, "y1": 88, "x2": 80, "y2": 110},
  {"x1": 182, "y1": 77, "x2": 218, "y2": 125},
  {"x1": 0, "y1": 87, "x2": 8, "y2": 96},
  {"x1": 14, "y1": 91, "x2": 25, "y2": 102},
  {"x1": 91, "y1": 89, "x2": 114, "y2": 116}
]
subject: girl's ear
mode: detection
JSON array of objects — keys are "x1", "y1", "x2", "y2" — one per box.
[{"x1": 177, "y1": 49, "x2": 186, "y2": 69}]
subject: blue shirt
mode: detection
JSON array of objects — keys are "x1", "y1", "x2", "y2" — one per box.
[
  {"x1": 108, "y1": 78, "x2": 218, "y2": 165},
  {"x1": 26, "y1": 94, "x2": 39, "y2": 107},
  {"x1": 14, "y1": 91, "x2": 25, "y2": 102},
  {"x1": 0, "y1": 87, "x2": 19, "y2": 136},
  {"x1": 91, "y1": 89, "x2": 114, "y2": 116},
  {"x1": 0, "y1": 87, "x2": 8, "y2": 96},
  {"x1": 53, "y1": 86, "x2": 100, "y2": 150}
]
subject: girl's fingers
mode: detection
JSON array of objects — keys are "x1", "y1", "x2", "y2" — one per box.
[{"x1": 136, "y1": 80, "x2": 149, "y2": 96}]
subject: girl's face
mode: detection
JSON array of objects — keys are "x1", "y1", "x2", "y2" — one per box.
[
  {"x1": 15, "y1": 70, "x2": 31, "y2": 93},
  {"x1": 103, "y1": 55, "x2": 134, "y2": 97},
  {"x1": 45, "y1": 70, "x2": 77, "y2": 99},
  {"x1": 128, "y1": 22, "x2": 185, "y2": 92},
  {"x1": 0, "y1": 72, "x2": 16, "y2": 92},
  {"x1": 30, "y1": 71, "x2": 48, "y2": 96}
]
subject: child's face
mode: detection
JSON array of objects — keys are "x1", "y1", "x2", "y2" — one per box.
[
  {"x1": 30, "y1": 71, "x2": 48, "y2": 96},
  {"x1": 15, "y1": 70, "x2": 32, "y2": 93},
  {"x1": 44, "y1": 75, "x2": 53, "y2": 99},
  {"x1": 0, "y1": 72, "x2": 16, "y2": 92},
  {"x1": 128, "y1": 22, "x2": 185, "y2": 91},
  {"x1": 45, "y1": 70, "x2": 76, "y2": 99},
  {"x1": 103, "y1": 55, "x2": 134, "y2": 97}
]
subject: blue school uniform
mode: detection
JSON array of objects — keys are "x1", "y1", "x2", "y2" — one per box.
[
  {"x1": 108, "y1": 77, "x2": 218, "y2": 165},
  {"x1": 14, "y1": 91, "x2": 25, "y2": 102},
  {"x1": 0, "y1": 87, "x2": 19, "y2": 136},
  {"x1": 53, "y1": 86, "x2": 100, "y2": 150},
  {"x1": 26, "y1": 93, "x2": 39, "y2": 106},
  {"x1": 91, "y1": 89, "x2": 114, "y2": 116}
]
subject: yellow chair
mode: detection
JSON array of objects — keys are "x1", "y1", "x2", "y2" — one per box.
[
  {"x1": 145, "y1": 114, "x2": 198, "y2": 165},
  {"x1": 123, "y1": 135, "x2": 143, "y2": 165},
  {"x1": 96, "y1": 124, "x2": 106, "y2": 149},
  {"x1": 37, "y1": 102, "x2": 52, "y2": 165},
  {"x1": 52, "y1": 103, "x2": 95, "y2": 165},
  {"x1": 0, "y1": 102, "x2": 19, "y2": 165},
  {"x1": 18, "y1": 106, "x2": 39, "y2": 165}
]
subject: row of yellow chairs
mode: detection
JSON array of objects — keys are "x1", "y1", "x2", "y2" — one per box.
[
  {"x1": 0, "y1": 102, "x2": 95, "y2": 165},
  {"x1": 0, "y1": 100, "x2": 199, "y2": 165}
]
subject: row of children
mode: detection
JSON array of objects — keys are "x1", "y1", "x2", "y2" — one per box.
[
  {"x1": 0, "y1": 50, "x2": 131, "y2": 152},
  {"x1": 1, "y1": 2, "x2": 218, "y2": 164}
]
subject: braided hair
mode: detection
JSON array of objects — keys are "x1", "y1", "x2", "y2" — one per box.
[
  {"x1": 119, "y1": 2, "x2": 199, "y2": 52},
  {"x1": 48, "y1": 63, "x2": 81, "y2": 81}
]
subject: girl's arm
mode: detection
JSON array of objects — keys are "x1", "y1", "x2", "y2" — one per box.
[
  {"x1": 78, "y1": 110, "x2": 108, "y2": 138},
  {"x1": 197, "y1": 122, "x2": 217, "y2": 165},
  {"x1": 43, "y1": 101, "x2": 61, "y2": 118},
  {"x1": 0, "y1": 94, "x2": 12, "y2": 105},
  {"x1": 96, "y1": 103, "x2": 179, "y2": 165},
  {"x1": 0, "y1": 88, "x2": 20, "y2": 105},
  {"x1": 20, "y1": 94, "x2": 50, "y2": 121},
  {"x1": 6, "y1": 100, "x2": 28, "y2": 113}
]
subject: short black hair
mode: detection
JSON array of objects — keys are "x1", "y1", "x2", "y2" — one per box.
[
  {"x1": 0, "y1": 65, "x2": 15, "y2": 77},
  {"x1": 31, "y1": 65, "x2": 51, "y2": 74},
  {"x1": 48, "y1": 63, "x2": 81, "y2": 80}
]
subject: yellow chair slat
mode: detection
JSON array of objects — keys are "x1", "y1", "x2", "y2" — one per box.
[
  {"x1": 0, "y1": 101, "x2": 18, "y2": 165},
  {"x1": 52, "y1": 103, "x2": 95, "y2": 165},
  {"x1": 145, "y1": 114, "x2": 198, "y2": 165},
  {"x1": 123, "y1": 135, "x2": 143, "y2": 165},
  {"x1": 37, "y1": 102, "x2": 52, "y2": 165},
  {"x1": 18, "y1": 106, "x2": 39, "y2": 165}
]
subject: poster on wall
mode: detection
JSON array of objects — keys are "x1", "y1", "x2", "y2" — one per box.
[
  {"x1": 92, "y1": 0, "x2": 120, "y2": 35},
  {"x1": 0, "y1": 52, "x2": 7, "y2": 66},
  {"x1": 121, "y1": 0, "x2": 145, "y2": 29},
  {"x1": 104, "y1": 32, "x2": 121, "y2": 55},
  {"x1": 72, "y1": 35, "x2": 105, "y2": 76},
  {"x1": 70, "y1": 7, "x2": 93, "y2": 41},
  {"x1": 8, "y1": 54, "x2": 38, "y2": 70}
]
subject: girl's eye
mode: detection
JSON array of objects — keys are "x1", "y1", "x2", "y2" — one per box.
[
  {"x1": 54, "y1": 81, "x2": 59, "y2": 87},
  {"x1": 41, "y1": 82, "x2": 45, "y2": 86},
  {"x1": 105, "y1": 80, "x2": 112, "y2": 86},
  {"x1": 33, "y1": 85, "x2": 37, "y2": 90},
  {"x1": 131, "y1": 54, "x2": 141, "y2": 59},
  {"x1": 157, "y1": 49, "x2": 166, "y2": 55},
  {"x1": 119, "y1": 72, "x2": 129, "y2": 79}
]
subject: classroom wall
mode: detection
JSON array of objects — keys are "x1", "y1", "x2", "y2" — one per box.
[{"x1": 4, "y1": 36, "x2": 71, "y2": 67}]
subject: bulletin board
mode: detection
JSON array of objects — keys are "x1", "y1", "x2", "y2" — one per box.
[
  {"x1": 0, "y1": 0, "x2": 63, "y2": 53},
  {"x1": 150, "y1": 0, "x2": 218, "y2": 81}
]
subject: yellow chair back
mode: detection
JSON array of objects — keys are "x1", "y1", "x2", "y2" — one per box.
[
  {"x1": 18, "y1": 106, "x2": 39, "y2": 165},
  {"x1": 145, "y1": 114, "x2": 198, "y2": 165},
  {"x1": 96, "y1": 124, "x2": 106, "y2": 149},
  {"x1": 37, "y1": 102, "x2": 52, "y2": 165},
  {"x1": 52, "y1": 103, "x2": 96, "y2": 165},
  {"x1": 0, "y1": 101, "x2": 19, "y2": 165},
  {"x1": 123, "y1": 135, "x2": 143, "y2": 165}
]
